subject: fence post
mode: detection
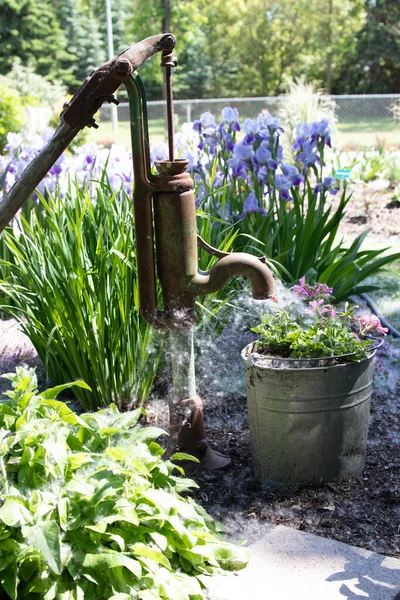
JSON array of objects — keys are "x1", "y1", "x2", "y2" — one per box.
[{"x1": 186, "y1": 103, "x2": 192, "y2": 124}]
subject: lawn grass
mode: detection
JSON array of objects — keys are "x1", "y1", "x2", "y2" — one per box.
[
  {"x1": 336, "y1": 120, "x2": 400, "y2": 149},
  {"x1": 87, "y1": 119, "x2": 166, "y2": 147}
]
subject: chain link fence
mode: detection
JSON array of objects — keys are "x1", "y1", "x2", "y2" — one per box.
[{"x1": 99, "y1": 94, "x2": 400, "y2": 147}]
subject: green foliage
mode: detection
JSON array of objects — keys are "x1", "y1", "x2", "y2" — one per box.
[
  {"x1": 56, "y1": 0, "x2": 106, "y2": 90},
  {"x1": 338, "y1": 0, "x2": 400, "y2": 94},
  {"x1": 0, "y1": 85, "x2": 25, "y2": 153},
  {"x1": 199, "y1": 171, "x2": 400, "y2": 302},
  {"x1": 0, "y1": 182, "x2": 162, "y2": 411},
  {"x1": 0, "y1": 366, "x2": 248, "y2": 599},
  {"x1": 0, "y1": 0, "x2": 75, "y2": 88},
  {"x1": 0, "y1": 61, "x2": 66, "y2": 109},
  {"x1": 252, "y1": 306, "x2": 374, "y2": 360}
]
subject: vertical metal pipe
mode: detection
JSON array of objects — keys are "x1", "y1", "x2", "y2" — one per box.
[{"x1": 165, "y1": 67, "x2": 174, "y2": 161}]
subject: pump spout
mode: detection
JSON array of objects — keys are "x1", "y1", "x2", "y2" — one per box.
[{"x1": 189, "y1": 252, "x2": 275, "y2": 300}]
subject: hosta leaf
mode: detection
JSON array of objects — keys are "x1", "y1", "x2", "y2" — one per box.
[
  {"x1": 22, "y1": 520, "x2": 62, "y2": 575},
  {"x1": 130, "y1": 543, "x2": 171, "y2": 570},
  {"x1": 0, "y1": 497, "x2": 32, "y2": 527},
  {"x1": 205, "y1": 541, "x2": 250, "y2": 571},
  {"x1": 170, "y1": 453, "x2": 200, "y2": 463},
  {"x1": 40, "y1": 380, "x2": 91, "y2": 400},
  {"x1": 0, "y1": 562, "x2": 18, "y2": 600},
  {"x1": 82, "y1": 551, "x2": 142, "y2": 579},
  {"x1": 149, "y1": 532, "x2": 168, "y2": 552},
  {"x1": 138, "y1": 591, "x2": 159, "y2": 600},
  {"x1": 130, "y1": 427, "x2": 166, "y2": 443},
  {"x1": 58, "y1": 497, "x2": 80, "y2": 532},
  {"x1": 68, "y1": 453, "x2": 94, "y2": 471},
  {"x1": 112, "y1": 408, "x2": 143, "y2": 430}
]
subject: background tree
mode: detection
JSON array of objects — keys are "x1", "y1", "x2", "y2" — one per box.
[
  {"x1": 0, "y1": 0, "x2": 75, "y2": 87},
  {"x1": 338, "y1": 0, "x2": 400, "y2": 94},
  {"x1": 56, "y1": 0, "x2": 106, "y2": 90}
]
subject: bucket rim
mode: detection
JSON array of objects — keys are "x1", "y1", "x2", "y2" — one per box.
[{"x1": 242, "y1": 336, "x2": 383, "y2": 371}]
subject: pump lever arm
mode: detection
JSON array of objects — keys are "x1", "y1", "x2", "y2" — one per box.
[
  {"x1": 0, "y1": 34, "x2": 176, "y2": 235},
  {"x1": 60, "y1": 33, "x2": 176, "y2": 129}
]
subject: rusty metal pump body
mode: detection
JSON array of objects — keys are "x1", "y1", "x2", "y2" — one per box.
[{"x1": 0, "y1": 33, "x2": 275, "y2": 469}]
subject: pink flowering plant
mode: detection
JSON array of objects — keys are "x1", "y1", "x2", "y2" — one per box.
[{"x1": 252, "y1": 279, "x2": 388, "y2": 361}]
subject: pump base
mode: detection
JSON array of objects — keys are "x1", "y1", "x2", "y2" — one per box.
[{"x1": 170, "y1": 396, "x2": 231, "y2": 470}]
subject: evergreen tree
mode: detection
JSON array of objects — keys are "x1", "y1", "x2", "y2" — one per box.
[
  {"x1": 0, "y1": 0, "x2": 75, "y2": 87},
  {"x1": 56, "y1": 0, "x2": 106, "y2": 90},
  {"x1": 338, "y1": 0, "x2": 400, "y2": 93}
]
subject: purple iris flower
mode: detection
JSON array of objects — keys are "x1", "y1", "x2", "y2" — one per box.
[
  {"x1": 294, "y1": 122, "x2": 311, "y2": 141},
  {"x1": 243, "y1": 191, "x2": 267, "y2": 215},
  {"x1": 193, "y1": 112, "x2": 217, "y2": 132},
  {"x1": 216, "y1": 201, "x2": 231, "y2": 221},
  {"x1": 275, "y1": 174, "x2": 292, "y2": 200},
  {"x1": 233, "y1": 142, "x2": 253, "y2": 161},
  {"x1": 255, "y1": 144, "x2": 272, "y2": 164},
  {"x1": 150, "y1": 142, "x2": 168, "y2": 165},
  {"x1": 213, "y1": 171, "x2": 225, "y2": 189},
  {"x1": 243, "y1": 119, "x2": 258, "y2": 135},
  {"x1": 195, "y1": 185, "x2": 206, "y2": 206},
  {"x1": 258, "y1": 166, "x2": 267, "y2": 184},
  {"x1": 281, "y1": 163, "x2": 304, "y2": 187},
  {"x1": 257, "y1": 113, "x2": 282, "y2": 134},
  {"x1": 181, "y1": 149, "x2": 199, "y2": 171},
  {"x1": 221, "y1": 107, "x2": 241, "y2": 132},
  {"x1": 244, "y1": 133, "x2": 256, "y2": 145},
  {"x1": 314, "y1": 176, "x2": 338, "y2": 195},
  {"x1": 296, "y1": 141, "x2": 320, "y2": 168},
  {"x1": 311, "y1": 119, "x2": 332, "y2": 146},
  {"x1": 228, "y1": 156, "x2": 249, "y2": 178},
  {"x1": 267, "y1": 159, "x2": 278, "y2": 171}
]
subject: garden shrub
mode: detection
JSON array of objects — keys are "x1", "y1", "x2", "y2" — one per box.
[
  {"x1": 0, "y1": 366, "x2": 247, "y2": 599},
  {"x1": 0, "y1": 85, "x2": 25, "y2": 153}
]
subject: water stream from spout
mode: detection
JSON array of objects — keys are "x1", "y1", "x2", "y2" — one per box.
[{"x1": 169, "y1": 326, "x2": 197, "y2": 401}]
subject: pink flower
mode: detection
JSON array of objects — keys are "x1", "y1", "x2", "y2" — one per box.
[
  {"x1": 270, "y1": 294, "x2": 279, "y2": 303},
  {"x1": 292, "y1": 277, "x2": 333, "y2": 300},
  {"x1": 304, "y1": 299, "x2": 325, "y2": 314},
  {"x1": 358, "y1": 314, "x2": 388, "y2": 336},
  {"x1": 321, "y1": 304, "x2": 337, "y2": 318}
]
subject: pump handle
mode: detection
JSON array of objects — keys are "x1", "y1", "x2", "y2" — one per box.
[{"x1": 60, "y1": 33, "x2": 176, "y2": 129}]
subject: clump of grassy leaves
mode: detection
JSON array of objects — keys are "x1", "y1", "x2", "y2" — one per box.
[
  {"x1": 0, "y1": 366, "x2": 248, "y2": 599},
  {"x1": 0, "y1": 181, "x2": 163, "y2": 411}
]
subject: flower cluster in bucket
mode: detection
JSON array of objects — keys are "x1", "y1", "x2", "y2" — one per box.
[{"x1": 252, "y1": 279, "x2": 388, "y2": 360}]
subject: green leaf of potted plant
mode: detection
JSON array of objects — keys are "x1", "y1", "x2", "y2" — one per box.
[{"x1": 241, "y1": 278, "x2": 388, "y2": 485}]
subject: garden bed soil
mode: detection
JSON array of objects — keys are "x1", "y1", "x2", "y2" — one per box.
[
  {"x1": 190, "y1": 383, "x2": 399, "y2": 559},
  {"x1": 334, "y1": 181, "x2": 400, "y2": 250}
]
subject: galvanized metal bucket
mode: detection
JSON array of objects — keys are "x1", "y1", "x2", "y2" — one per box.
[{"x1": 241, "y1": 342, "x2": 380, "y2": 484}]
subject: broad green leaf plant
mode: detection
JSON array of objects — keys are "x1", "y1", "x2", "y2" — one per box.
[{"x1": 0, "y1": 366, "x2": 248, "y2": 599}]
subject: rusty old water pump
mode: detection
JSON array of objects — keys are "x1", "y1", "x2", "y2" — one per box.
[{"x1": 0, "y1": 34, "x2": 275, "y2": 469}]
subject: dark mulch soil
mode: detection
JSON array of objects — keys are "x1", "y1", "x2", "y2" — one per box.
[{"x1": 189, "y1": 385, "x2": 400, "y2": 559}]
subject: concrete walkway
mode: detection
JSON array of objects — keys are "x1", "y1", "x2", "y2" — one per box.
[{"x1": 207, "y1": 524, "x2": 400, "y2": 600}]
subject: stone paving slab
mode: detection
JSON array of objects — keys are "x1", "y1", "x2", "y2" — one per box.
[{"x1": 207, "y1": 524, "x2": 400, "y2": 600}]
